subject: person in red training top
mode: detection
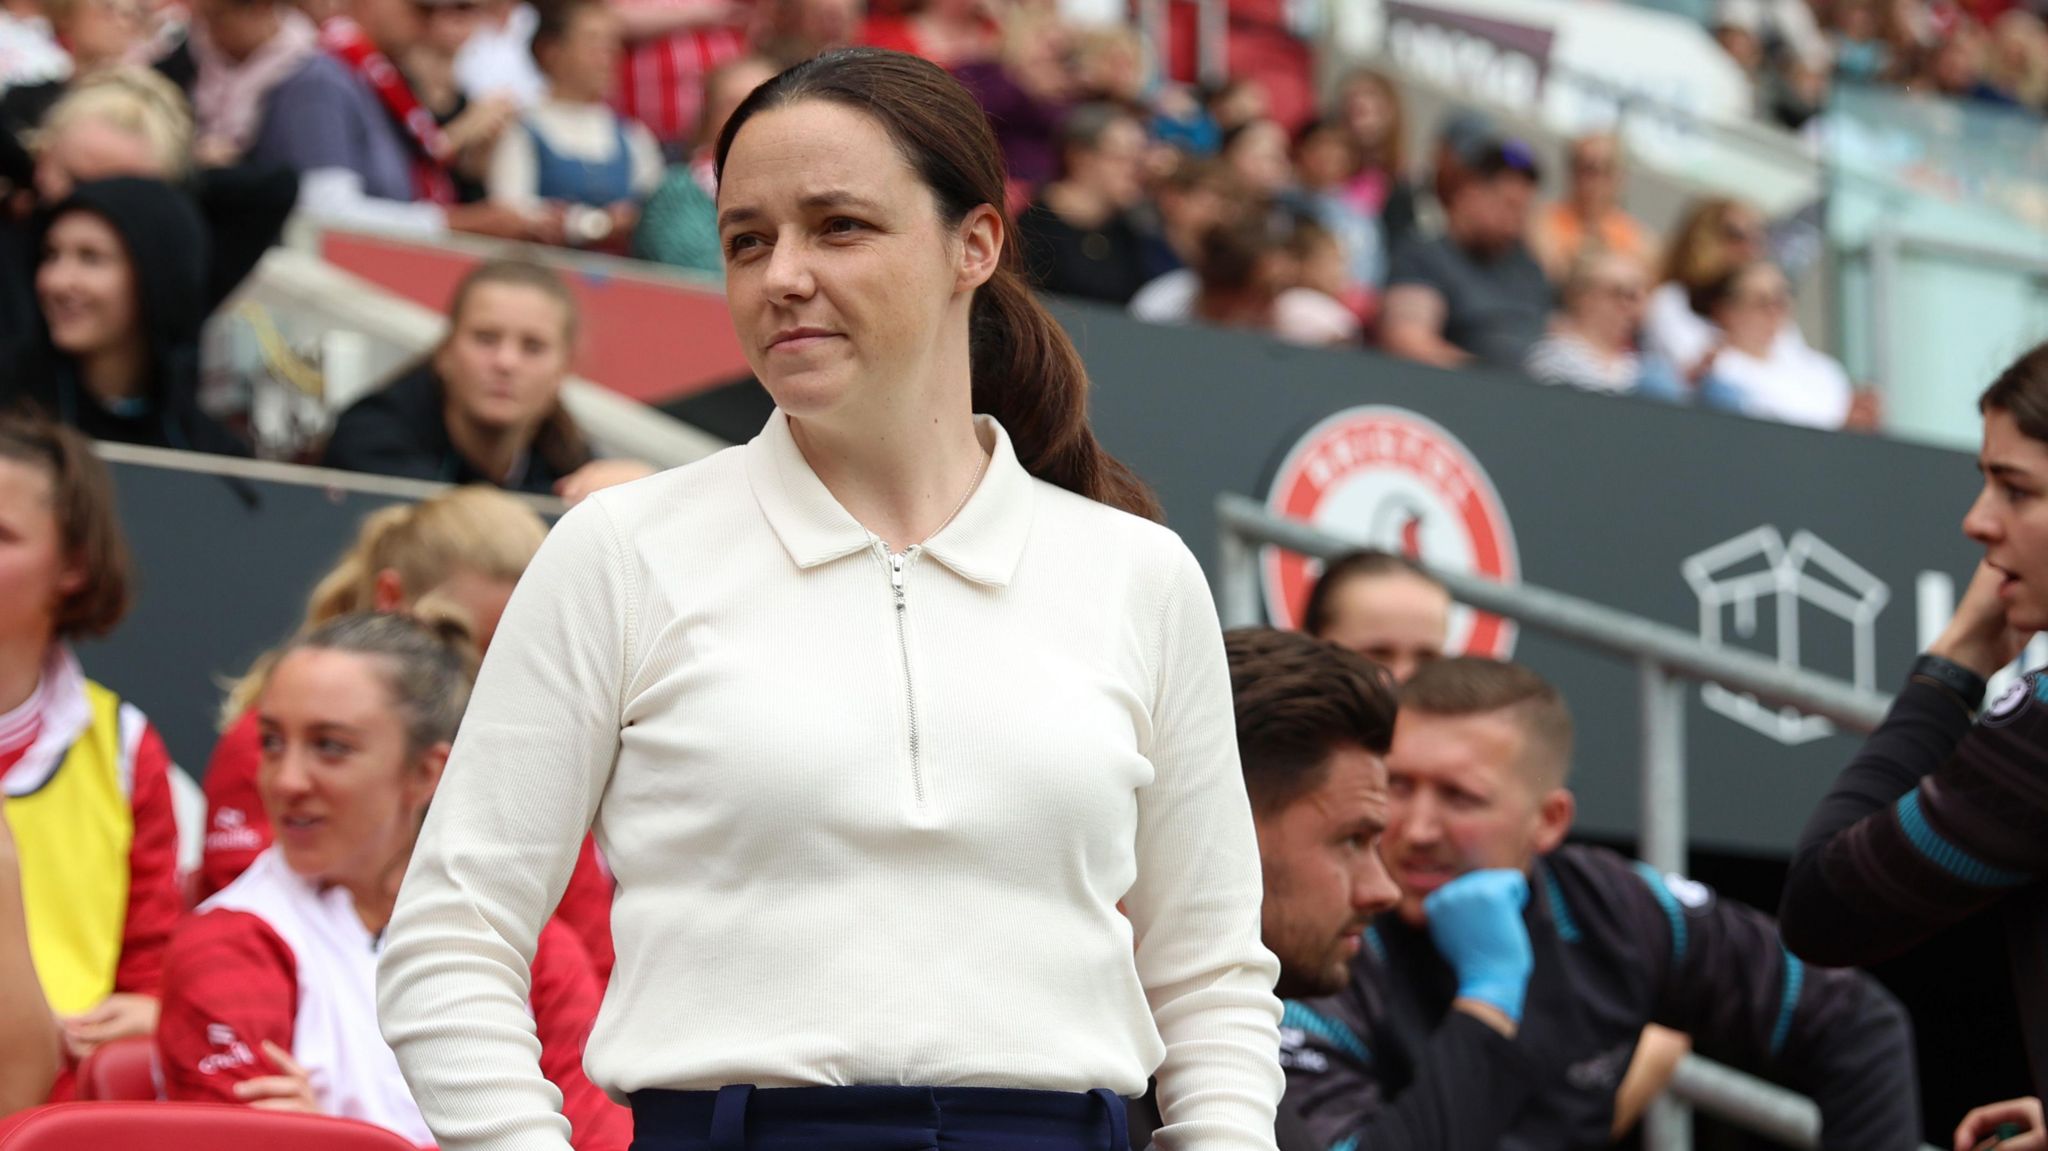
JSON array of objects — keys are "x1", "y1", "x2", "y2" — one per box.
[
  {"x1": 0, "y1": 412, "x2": 182, "y2": 1093},
  {"x1": 196, "y1": 486, "x2": 618, "y2": 980},
  {"x1": 158, "y1": 611, "x2": 629, "y2": 1151}
]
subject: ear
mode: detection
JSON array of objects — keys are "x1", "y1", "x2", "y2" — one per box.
[
  {"x1": 1530, "y1": 787, "x2": 1576, "y2": 856},
  {"x1": 409, "y1": 741, "x2": 450, "y2": 808},
  {"x1": 54, "y1": 552, "x2": 88, "y2": 598},
  {"x1": 372, "y1": 568, "x2": 407, "y2": 613},
  {"x1": 955, "y1": 202, "x2": 1003, "y2": 293}
]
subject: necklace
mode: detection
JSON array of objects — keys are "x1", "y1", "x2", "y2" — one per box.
[{"x1": 932, "y1": 442, "x2": 991, "y2": 539}]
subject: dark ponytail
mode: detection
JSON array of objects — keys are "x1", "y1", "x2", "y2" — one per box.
[
  {"x1": 717, "y1": 48, "x2": 1162, "y2": 522},
  {"x1": 1982, "y1": 341, "x2": 2048, "y2": 445}
]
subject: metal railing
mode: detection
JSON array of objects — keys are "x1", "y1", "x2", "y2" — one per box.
[{"x1": 1214, "y1": 495, "x2": 1932, "y2": 1151}]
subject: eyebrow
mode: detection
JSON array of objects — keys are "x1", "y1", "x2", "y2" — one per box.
[
  {"x1": 718, "y1": 191, "x2": 888, "y2": 231},
  {"x1": 1982, "y1": 461, "x2": 2035, "y2": 483}
]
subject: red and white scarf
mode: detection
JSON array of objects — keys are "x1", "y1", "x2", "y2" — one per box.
[{"x1": 320, "y1": 17, "x2": 456, "y2": 205}]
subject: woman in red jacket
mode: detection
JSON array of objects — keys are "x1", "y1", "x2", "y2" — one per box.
[
  {"x1": 158, "y1": 611, "x2": 628, "y2": 1150},
  {"x1": 0, "y1": 412, "x2": 182, "y2": 1091},
  {"x1": 197, "y1": 485, "x2": 617, "y2": 979}
]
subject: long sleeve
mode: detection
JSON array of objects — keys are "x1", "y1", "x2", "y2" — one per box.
[
  {"x1": 1781, "y1": 672, "x2": 2047, "y2": 967},
  {"x1": 1124, "y1": 545, "x2": 1284, "y2": 1151},
  {"x1": 198, "y1": 713, "x2": 271, "y2": 902},
  {"x1": 1611, "y1": 860, "x2": 1919, "y2": 1151},
  {"x1": 156, "y1": 909, "x2": 299, "y2": 1105},
  {"x1": 378, "y1": 498, "x2": 632, "y2": 1151},
  {"x1": 1282, "y1": 998, "x2": 1535, "y2": 1151},
  {"x1": 114, "y1": 720, "x2": 183, "y2": 997}
]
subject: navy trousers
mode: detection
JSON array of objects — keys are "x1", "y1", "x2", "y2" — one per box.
[{"x1": 628, "y1": 1085, "x2": 1133, "y2": 1151}]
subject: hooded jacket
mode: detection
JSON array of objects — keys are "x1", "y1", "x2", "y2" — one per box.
[{"x1": 2, "y1": 178, "x2": 247, "y2": 456}]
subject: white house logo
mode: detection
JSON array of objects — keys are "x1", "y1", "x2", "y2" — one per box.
[
  {"x1": 1682, "y1": 527, "x2": 1889, "y2": 745},
  {"x1": 1262, "y1": 406, "x2": 1519, "y2": 657}
]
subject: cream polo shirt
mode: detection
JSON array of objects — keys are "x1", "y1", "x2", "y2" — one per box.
[{"x1": 378, "y1": 410, "x2": 1283, "y2": 1151}]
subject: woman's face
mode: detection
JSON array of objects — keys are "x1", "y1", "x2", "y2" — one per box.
[
  {"x1": 1964, "y1": 407, "x2": 2048, "y2": 631},
  {"x1": 1339, "y1": 76, "x2": 1394, "y2": 146},
  {"x1": 436, "y1": 283, "x2": 573, "y2": 434},
  {"x1": 1715, "y1": 264, "x2": 1790, "y2": 352},
  {"x1": 257, "y1": 648, "x2": 440, "y2": 889},
  {"x1": 1571, "y1": 255, "x2": 1648, "y2": 345},
  {"x1": 718, "y1": 100, "x2": 998, "y2": 426},
  {"x1": 1227, "y1": 119, "x2": 1294, "y2": 196},
  {"x1": 545, "y1": 5, "x2": 619, "y2": 94},
  {"x1": 37, "y1": 211, "x2": 138, "y2": 360},
  {"x1": 61, "y1": 0, "x2": 145, "y2": 68},
  {"x1": 0, "y1": 458, "x2": 78, "y2": 653}
]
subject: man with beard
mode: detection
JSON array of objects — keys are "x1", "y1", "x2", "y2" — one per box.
[
  {"x1": 1127, "y1": 628, "x2": 1542, "y2": 1150},
  {"x1": 1286, "y1": 657, "x2": 1921, "y2": 1151}
]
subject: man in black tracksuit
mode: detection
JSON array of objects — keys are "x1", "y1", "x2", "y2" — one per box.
[{"x1": 1285, "y1": 658, "x2": 1920, "y2": 1151}]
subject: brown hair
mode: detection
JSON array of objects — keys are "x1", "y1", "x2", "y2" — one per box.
[
  {"x1": 1301, "y1": 549, "x2": 1443, "y2": 639},
  {"x1": 714, "y1": 48, "x2": 1162, "y2": 521},
  {"x1": 276, "y1": 609, "x2": 479, "y2": 754},
  {"x1": 1981, "y1": 341, "x2": 2048, "y2": 444},
  {"x1": 1401, "y1": 657, "x2": 1574, "y2": 788},
  {"x1": 221, "y1": 486, "x2": 545, "y2": 723},
  {"x1": 0, "y1": 411, "x2": 131, "y2": 641},
  {"x1": 1660, "y1": 197, "x2": 1762, "y2": 291},
  {"x1": 530, "y1": 0, "x2": 606, "y2": 67},
  {"x1": 1336, "y1": 68, "x2": 1406, "y2": 177},
  {"x1": 439, "y1": 260, "x2": 590, "y2": 478},
  {"x1": 1226, "y1": 627, "x2": 1397, "y2": 815}
]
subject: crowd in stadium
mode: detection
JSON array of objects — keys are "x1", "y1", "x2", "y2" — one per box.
[{"x1": 0, "y1": 0, "x2": 2042, "y2": 1148}]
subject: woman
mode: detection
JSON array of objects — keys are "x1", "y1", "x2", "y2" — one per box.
[
  {"x1": 1779, "y1": 341, "x2": 2048, "y2": 1148},
  {"x1": 195, "y1": 483, "x2": 616, "y2": 980},
  {"x1": 322, "y1": 259, "x2": 650, "y2": 500},
  {"x1": 181, "y1": 0, "x2": 319, "y2": 167},
  {"x1": 3, "y1": 177, "x2": 246, "y2": 455},
  {"x1": 486, "y1": 0, "x2": 661, "y2": 250},
  {"x1": 378, "y1": 47, "x2": 1283, "y2": 1151},
  {"x1": 1642, "y1": 196, "x2": 1805, "y2": 377},
  {"x1": 857, "y1": 0, "x2": 996, "y2": 69},
  {"x1": 0, "y1": 0, "x2": 148, "y2": 138},
  {"x1": 1524, "y1": 251, "x2": 1682, "y2": 399},
  {"x1": 157, "y1": 612, "x2": 630, "y2": 1151},
  {"x1": 403, "y1": 0, "x2": 518, "y2": 206},
  {"x1": 1691, "y1": 261, "x2": 1853, "y2": 429},
  {"x1": 0, "y1": 411, "x2": 182, "y2": 1095}
]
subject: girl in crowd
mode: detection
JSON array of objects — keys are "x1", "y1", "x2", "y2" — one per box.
[
  {"x1": 1692, "y1": 260, "x2": 1855, "y2": 429},
  {"x1": 3, "y1": 177, "x2": 246, "y2": 455},
  {"x1": 486, "y1": 0, "x2": 661, "y2": 251},
  {"x1": 379, "y1": 48, "x2": 1281, "y2": 1151},
  {"x1": 196, "y1": 485, "x2": 614, "y2": 981},
  {"x1": 1525, "y1": 251, "x2": 1683, "y2": 399},
  {"x1": 0, "y1": 411, "x2": 182, "y2": 1094},
  {"x1": 157, "y1": 612, "x2": 629, "y2": 1151},
  {"x1": 321, "y1": 260, "x2": 650, "y2": 501}
]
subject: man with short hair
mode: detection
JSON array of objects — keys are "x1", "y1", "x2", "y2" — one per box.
[
  {"x1": 1380, "y1": 135, "x2": 1553, "y2": 370},
  {"x1": 1286, "y1": 657, "x2": 1922, "y2": 1151},
  {"x1": 1145, "y1": 629, "x2": 1543, "y2": 1150}
]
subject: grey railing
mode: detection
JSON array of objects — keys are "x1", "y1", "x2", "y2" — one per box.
[{"x1": 1215, "y1": 495, "x2": 1931, "y2": 1151}]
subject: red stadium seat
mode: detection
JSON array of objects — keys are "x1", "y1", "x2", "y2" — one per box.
[
  {"x1": 75, "y1": 1037, "x2": 159, "y2": 1101},
  {"x1": 0, "y1": 1104, "x2": 422, "y2": 1150}
]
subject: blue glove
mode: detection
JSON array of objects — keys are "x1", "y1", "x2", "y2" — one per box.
[{"x1": 1423, "y1": 869, "x2": 1534, "y2": 1023}]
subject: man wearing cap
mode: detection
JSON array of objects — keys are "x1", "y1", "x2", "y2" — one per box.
[{"x1": 1380, "y1": 131, "x2": 1553, "y2": 371}]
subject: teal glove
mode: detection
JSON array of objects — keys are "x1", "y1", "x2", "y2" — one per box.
[{"x1": 1423, "y1": 869, "x2": 1534, "y2": 1023}]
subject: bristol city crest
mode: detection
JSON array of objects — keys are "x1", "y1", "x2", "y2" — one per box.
[{"x1": 1263, "y1": 406, "x2": 1520, "y2": 657}]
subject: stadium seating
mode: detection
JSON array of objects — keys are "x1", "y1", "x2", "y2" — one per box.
[
  {"x1": 0, "y1": 1104, "x2": 421, "y2": 1150},
  {"x1": 74, "y1": 1037, "x2": 160, "y2": 1102}
]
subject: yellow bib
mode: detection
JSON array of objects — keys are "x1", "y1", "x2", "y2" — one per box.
[{"x1": 4, "y1": 681, "x2": 132, "y2": 1015}]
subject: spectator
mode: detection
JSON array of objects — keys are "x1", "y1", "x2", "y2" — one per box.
[
  {"x1": 16, "y1": 70, "x2": 297, "y2": 335},
  {"x1": 0, "y1": 814, "x2": 60, "y2": 1116},
  {"x1": 3, "y1": 178, "x2": 248, "y2": 454},
  {"x1": 1220, "y1": 116, "x2": 1292, "y2": 200},
  {"x1": 156, "y1": 612, "x2": 632, "y2": 1151},
  {"x1": 1301, "y1": 549, "x2": 1451, "y2": 684},
  {"x1": 0, "y1": 411, "x2": 182, "y2": 1095},
  {"x1": 1525, "y1": 251, "x2": 1683, "y2": 398},
  {"x1": 1015, "y1": 100, "x2": 1151, "y2": 304},
  {"x1": 1383, "y1": 110, "x2": 1494, "y2": 273},
  {"x1": 1135, "y1": 210, "x2": 1357, "y2": 347},
  {"x1": 180, "y1": 0, "x2": 318, "y2": 167},
  {"x1": 1204, "y1": 74, "x2": 1267, "y2": 136},
  {"x1": 193, "y1": 485, "x2": 623, "y2": 979},
  {"x1": 487, "y1": 0, "x2": 661, "y2": 250},
  {"x1": 631, "y1": 51, "x2": 774, "y2": 274},
  {"x1": 611, "y1": 0, "x2": 746, "y2": 154},
  {"x1": 1332, "y1": 68, "x2": 1405, "y2": 223},
  {"x1": 1693, "y1": 261, "x2": 1856, "y2": 429},
  {"x1": 1986, "y1": 10, "x2": 2048, "y2": 107},
  {"x1": 1068, "y1": 23, "x2": 1142, "y2": 106},
  {"x1": 1919, "y1": 20, "x2": 2004, "y2": 102},
  {"x1": 1771, "y1": 48, "x2": 1836, "y2": 132},
  {"x1": 859, "y1": 0, "x2": 996, "y2": 68},
  {"x1": 324, "y1": 260, "x2": 654, "y2": 498},
  {"x1": 247, "y1": 0, "x2": 541, "y2": 238},
  {"x1": 1643, "y1": 196, "x2": 1802, "y2": 375},
  {"x1": 951, "y1": 5, "x2": 1071, "y2": 193},
  {"x1": 1381, "y1": 137, "x2": 1551, "y2": 370},
  {"x1": 0, "y1": 0, "x2": 147, "y2": 137},
  {"x1": 1136, "y1": 156, "x2": 1244, "y2": 281},
  {"x1": 1829, "y1": 0, "x2": 1897, "y2": 79},
  {"x1": 453, "y1": 0, "x2": 545, "y2": 108},
  {"x1": 1287, "y1": 658, "x2": 1923, "y2": 1151},
  {"x1": 0, "y1": 0, "x2": 69, "y2": 96},
  {"x1": 403, "y1": 0, "x2": 520, "y2": 204},
  {"x1": 1292, "y1": 216, "x2": 1368, "y2": 330},
  {"x1": 1529, "y1": 133, "x2": 1650, "y2": 282},
  {"x1": 750, "y1": 0, "x2": 855, "y2": 67},
  {"x1": 1293, "y1": 115, "x2": 1384, "y2": 296}
]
